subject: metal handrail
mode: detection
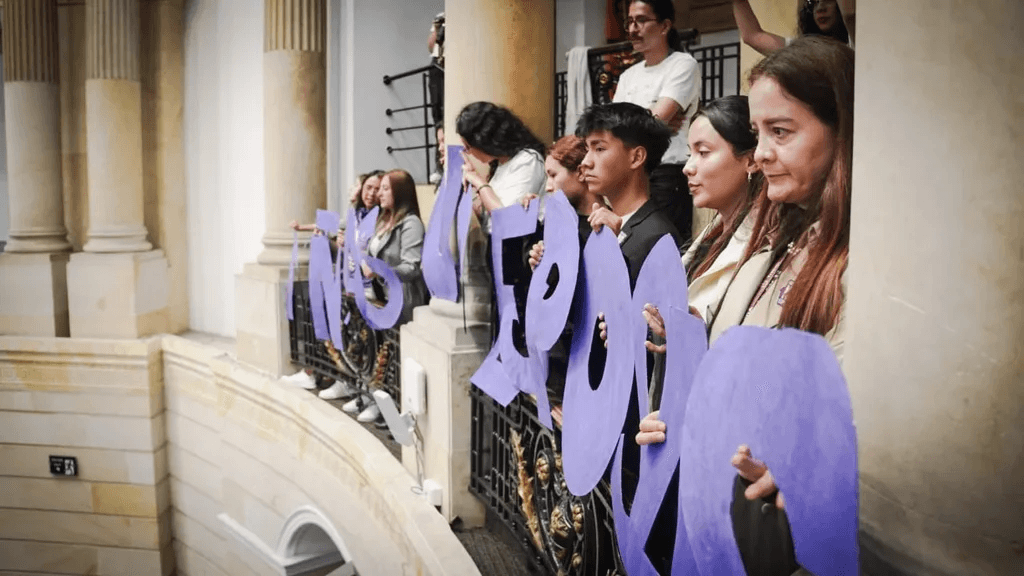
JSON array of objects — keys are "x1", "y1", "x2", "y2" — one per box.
[{"x1": 382, "y1": 62, "x2": 443, "y2": 85}]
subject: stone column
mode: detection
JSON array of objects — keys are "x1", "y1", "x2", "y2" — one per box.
[
  {"x1": 847, "y1": 2, "x2": 1023, "y2": 575},
  {"x1": 236, "y1": 0, "x2": 326, "y2": 374},
  {"x1": 258, "y1": 0, "x2": 327, "y2": 266},
  {"x1": 401, "y1": 0, "x2": 555, "y2": 527},
  {"x1": 0, "y1": 0, "x2": 72, "y2": 336},
  {"x1": 66, "y1": 0, "x2": 169, "y2": 338}
]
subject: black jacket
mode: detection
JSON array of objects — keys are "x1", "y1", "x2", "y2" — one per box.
[{"x1": 617, "y1": 198, "x2": 682, "y2": 289}]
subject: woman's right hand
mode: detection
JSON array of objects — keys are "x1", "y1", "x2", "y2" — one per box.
[
  {"x1": 636, "y1": 411, "x2": 667, "y2": 445},
  {"x1": 731, "y1": 444, "x2": 786, "y2": 509},
  {"x1": 528, "y1": 240, "x2": 545, "y2": 271},
  {"x1": 289, "y1": 219, "x2": 300, "y2": 231},
  {"x1": 642, "y1": 303, "x2": 667, "y2": 354}
]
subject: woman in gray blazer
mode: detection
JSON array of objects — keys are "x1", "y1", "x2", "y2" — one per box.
[{"x1": 361, "y1": 169, "x2": 429, "y2": 324}]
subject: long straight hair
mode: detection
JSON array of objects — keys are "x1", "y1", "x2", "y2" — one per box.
[
  {"x1": 742, "y1": 36, "x2": 855, "y2": 335},
  {"x1": 685, "y1": 95, "x2": 764, "y2": 282},
  {"x1": 377, "y1": 169, "x2": 420, "y2": 235}
]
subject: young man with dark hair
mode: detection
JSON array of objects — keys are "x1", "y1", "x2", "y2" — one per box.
[{"x1": 575, "y1": 102, "x2": 682, "y2": 288}]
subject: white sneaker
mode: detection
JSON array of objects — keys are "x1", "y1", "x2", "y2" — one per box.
[
  {"x1": 318, "y1": 380, "x2": 358, "y2": 400},
  {"x1": 281, "y1": 370, "x2": 317, "y2": 390},
  {"x1": 342, "y1": 397, "x2": 363, "y2": 414},
  {"x1": 357, "y1": 403, "x2": 381, "y2": 423}
]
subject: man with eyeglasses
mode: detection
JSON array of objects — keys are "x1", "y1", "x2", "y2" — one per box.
[{"x1": 610, "y1": 0, "x2": 701, "y2": 245}]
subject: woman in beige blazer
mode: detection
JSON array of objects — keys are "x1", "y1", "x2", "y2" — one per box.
[{"x1": 638, "y1": 37, "x2": 855, "y2": 576}]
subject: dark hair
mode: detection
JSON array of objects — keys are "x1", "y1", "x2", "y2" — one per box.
[
  {"x1": 629, "y1": 0, "x2": 683, "y2": 51},
  {"x1": 354, "y1": 170, "x2": 385, "y2": 210},
  {"x1": 686, "y1": 95, "x2": 764, "y2": 282},
  {"x1": 575, "y1": 102, "x2": 672, "y2": 174},
  {"x1": 548, "y1": 135, "x2": 588, "y2": 173},
  {"x1": 743, "y1": 35, "x2": 855, "y2": 335},
  {"x1": 455, "y1": 101, "x2": 545, "y2": 159},
  {"x1": 378, "y1": 169, "x2": 420, "y2": 234},
  {"x1": 797, "y1": 0, "x2": 850, "y2": 44}
]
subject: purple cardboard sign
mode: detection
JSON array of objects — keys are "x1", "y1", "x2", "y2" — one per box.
[
  {"x1": 678, "y1": 326, "x2": 858, "y2": 576},
  {"x1": 308, "y1": 232, "x2": 334, "y2": 342},
  {"x1": 525, "y1": 191, "x2": 580, "y2": 352},
  {"x1": 342, "y1": 208, "x2": 361, "y2": 295},
  {"x1": 609, "y1": 238, "x2": 706, "y2": 575},
  {"x1": 422, "y1": 145, "x2": 466, "y2": 301},
  {"x1": 561, "y1": 228, "x2": 636, "y2": 496},
  {"x1": 470, "y1": 198, "x2": 552, "y2": 428},
  {"x1": 350, "y1": 207, "x2": 404, "y2": 331}
]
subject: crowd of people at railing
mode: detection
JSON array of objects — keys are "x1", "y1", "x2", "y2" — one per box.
[{"x1": 285, "y1": 0, "x2": 857, "y2": 574}]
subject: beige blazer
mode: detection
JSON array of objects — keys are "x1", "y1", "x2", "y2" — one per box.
[
  {"x1": 682, "y1": 213, "x2": 754, "y2": 324},
  {"x1": 708, "y1": 242, "x2": 847, "y2": 364}
]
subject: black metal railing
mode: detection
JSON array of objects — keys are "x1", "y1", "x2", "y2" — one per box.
[
  {"x1": 383, "y1": 63, "x2": 443, "y2": 183},
  {"x1": 289, "y1": 280, "x2": 401, "y2": 399},
  {"x1": 554, "y1": 34, "x2": 740, "y2": 138},
  {"x1": 470, "y1": 388, "x2": 625, "y2": 576},
  {"x1": 555, "y1": 71, "x2": 568, "y2": 141},
  {"x1": 691, "y1": 42, "x2": 742, "y2": 105}
]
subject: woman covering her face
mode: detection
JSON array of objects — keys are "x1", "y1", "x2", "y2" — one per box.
[{"x1": 638, "y1": 36, "x2": 855, "y2": 576}]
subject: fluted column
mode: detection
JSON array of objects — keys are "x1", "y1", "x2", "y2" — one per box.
[
  {"x1": 82, "y1": 0, "x2": 151, "y2": 252},
  {"x1": 258, "y1": 0, "x2": 327, "y2": 265},
  {"x1": 2, "y1": 0, "x2": 70, "y2": 253}
]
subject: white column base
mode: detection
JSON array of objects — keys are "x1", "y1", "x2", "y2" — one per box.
[
  {"x1": 0, "y1": 253, "x2": 70, "y2": 337},
  {"x1": 67, "y1": 250, "x2": 169, "y2": 338},
  {"x1": 235, "y1": 262, "x2": 295, "y2": 377},
  {"x1": 400, "y1": 304, "x2": 491, "y2": 527}
]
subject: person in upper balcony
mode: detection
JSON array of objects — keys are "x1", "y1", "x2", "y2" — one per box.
[
  {"x1": 612, "y1": 0, "x2": 701, "y2": 243},
  {"x1": 456, "y1": 101, "x2": 547, "y2": 232},
  {"x1": 732, "y1": 0, "x2": 856, "y2": 56}
]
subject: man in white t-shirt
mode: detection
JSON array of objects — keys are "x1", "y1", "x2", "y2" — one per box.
[{"x1": 613, "y1": 0, "x2": 701, "y2": 243}]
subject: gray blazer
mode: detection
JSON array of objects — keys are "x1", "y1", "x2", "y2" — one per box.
[{"x1": 368, "y1": 213, "x2": 429, "y2": 324}]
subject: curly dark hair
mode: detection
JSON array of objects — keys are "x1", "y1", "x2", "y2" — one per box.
[
  {"x1": 797, "y1": 0, "x2": 849, "y2": 44},
  {"x1": 455, "y1": 101, "x2": 546, "y2": 159},
  {"x1": 574, "y1": 102, "x2": 671, "y2": 174}
]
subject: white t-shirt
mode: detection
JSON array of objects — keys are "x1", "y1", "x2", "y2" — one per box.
[
  {"x1": 613, "y1": 51, "x2": 701, "y2": 164},
  {"x1": 483, "y1": 148, "x2": 546, "y2": 232}
]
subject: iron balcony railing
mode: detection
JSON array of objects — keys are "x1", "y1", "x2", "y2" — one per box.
[{"x1": 382, "y1": 63, "x2": 444, "y2": 183}]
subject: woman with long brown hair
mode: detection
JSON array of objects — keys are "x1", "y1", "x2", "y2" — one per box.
[
  {"x1": 638, "y1": 36, "x2": 855, "y2": 575},
  {"x1": 362, "y1": 169, "x2": 428, "y2": 326}
]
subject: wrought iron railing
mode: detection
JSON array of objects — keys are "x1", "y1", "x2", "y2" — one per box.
[
  {"x1": 691, "y1": 41, "x2": 742, "y2": 105},
  {"x1": 470, "y1": 388, "x2": 625, "y2": 576},
  {"x1": 382, "y1": 63, "x2": 443, "y2": 183},
  {"x1": 555, "y1": 33, "x2": 740, "y2": 138},
  {"x1": 289, "y1": 280, "x2": 401, "y2": 399}
]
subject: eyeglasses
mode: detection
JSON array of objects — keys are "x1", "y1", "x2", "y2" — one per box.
[
  {"x1": 805, "y1": 0, "x2": 836, "y2": 8},
  {"x1": 623, "y1": 16, "x2": 658, "y2": 31}
]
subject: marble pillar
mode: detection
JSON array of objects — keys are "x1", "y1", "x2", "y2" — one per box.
[
  {"x1": 67, "y1": 0, "x2": 169, "y2": 338},
  {"x1": 400, "y1": 0, "x2": 555, "y2": 527},
  {"x1": 0, "y1": 0, "x2": 71, "y2": 336},
  {"x1": 847, "y1": 2, "x2": 1024, "y2": 574},
  {"x1": 236, "y1": 0, "x2": 326, "y2": 375}
]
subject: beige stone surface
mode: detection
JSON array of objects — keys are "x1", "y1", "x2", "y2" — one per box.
[
  {"x1": 235, "y1": 263, "x2": 293, "y2": 376},
  {"x1": 846, "y1": 2, "x2": 1024, "y2": 575},
  {"x1": 259, "y1": 50, "x2": 327, "y2": 266},
  {"x1": 140, "y1": 0, "x2": 189, "y2": 334},
  {"x1": 0, "y1": 444, "x2": 160, "y2": 485},
  {"x1": 58, "y1": 3, "x2": 89, "y2": 252},
  {"x1": 0, "y1": 509, "x2": 160, "y2": 549},
  {"x1": 2, "y1": 82, "x2": 71, "y2": 254},
  {"x1": 83, "y1": 79, "x2": 151, "y2": 253},
  {"x1": 400, "y1": 304, "x2": 489, "y2": 526},
  {"x1": 67, "y1": 250, "x2": 169, "y2": 338},
  {"x1": 0, "y1": 252, "x2": 70, "y2": 337}
]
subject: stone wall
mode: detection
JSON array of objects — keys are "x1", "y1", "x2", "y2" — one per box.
[{"x1": 0, "y1": 336, "x2": 172, "y2": 575}]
